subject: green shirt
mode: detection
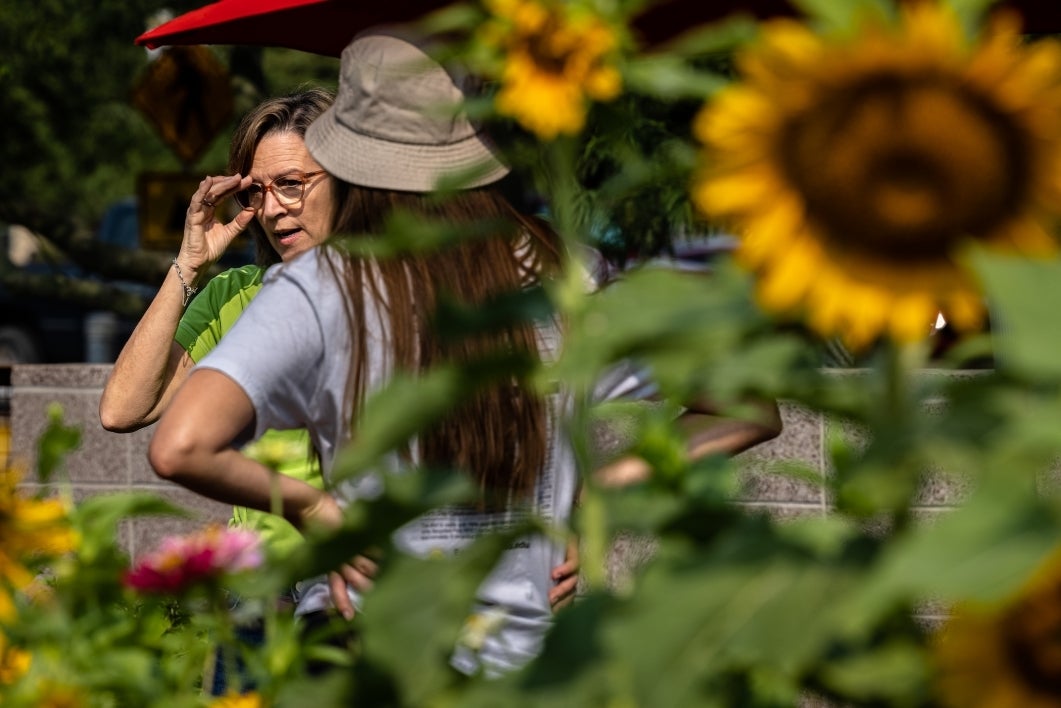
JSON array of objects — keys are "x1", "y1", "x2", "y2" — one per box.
[{"x1": 175, "y1": 264, "x2": 322, "y2": 561}]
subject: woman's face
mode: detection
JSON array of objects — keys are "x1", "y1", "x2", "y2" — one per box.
[{"x1": 248, "y1": 132, "x2": 335, "y2": 262}]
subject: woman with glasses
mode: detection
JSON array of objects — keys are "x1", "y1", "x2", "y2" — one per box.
[
  {"x1": 101, "y1": 87, "x2": 334, "y2": 550},
  {"x1": 100, "y1": 88, "x2": 336, "y2": 694},
  {"x1": 101, "y1": 88, "x2": 335, "y2": 555}
]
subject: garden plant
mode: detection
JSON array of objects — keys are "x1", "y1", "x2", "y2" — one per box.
[{"x1": 6, "y1": 0, "x2": 1061, "y2": 705}]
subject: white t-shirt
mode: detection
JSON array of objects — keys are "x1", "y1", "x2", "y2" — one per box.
[{"x1": 198, "y1": 246, "x2": 651, "y2": 675}]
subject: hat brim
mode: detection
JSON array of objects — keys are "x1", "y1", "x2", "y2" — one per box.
[{"x1": 305, "y1": 101, "x2": 510, "y2": 193}]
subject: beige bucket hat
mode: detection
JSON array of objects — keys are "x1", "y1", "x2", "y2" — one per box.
[{"x1": 305, "y1": 28, "x2": 510, "y2": 192}]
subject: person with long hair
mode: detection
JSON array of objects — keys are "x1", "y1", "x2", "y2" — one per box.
[{"x1": 148, "y1": 28, "x2": 780, "y2": 676}]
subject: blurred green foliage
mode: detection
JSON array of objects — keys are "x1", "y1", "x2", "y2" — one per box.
[{"x1": 5, "y1": 0, "x2": 1061, "y2": 706}]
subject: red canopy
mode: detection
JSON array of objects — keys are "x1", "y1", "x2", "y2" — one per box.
[
  {"x1": 135, "y1": 0, "x2": 1061, "y2": 57},
  {"x1": 134, "y1": 0, "x2": 798, "y2": 57}
]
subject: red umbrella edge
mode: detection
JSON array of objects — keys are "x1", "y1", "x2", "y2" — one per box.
[{"x1": 134, "y1": 0, "x2": 1061, "y2": 58}]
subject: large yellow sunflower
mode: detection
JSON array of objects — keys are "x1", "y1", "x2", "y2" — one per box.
[
  {"x1": 481, "y1": 0, "x2": 622, "y2": 140},
  {"x1": 0, "y1": 466, "x2": 78, "y2": 619},
  {"x1": 693, "y1": 3, "x2": 1061, "y2": 349},
  {"x1": 934, "y1": 546, "x2": 1061, "y2": 707}
]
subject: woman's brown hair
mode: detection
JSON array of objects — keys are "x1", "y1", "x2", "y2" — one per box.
[
  {"x1": 326, "y1": 183, "x2": 562, "y2": 503},
  {"x1": 227, "y1": 87, "x2": 335, "y2": 267}
]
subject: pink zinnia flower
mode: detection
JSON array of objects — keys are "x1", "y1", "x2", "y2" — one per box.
[{"x1": 124, "y1": 524, "x2": 262, "y2": 594}]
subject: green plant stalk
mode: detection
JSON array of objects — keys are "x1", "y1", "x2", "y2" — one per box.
[
  {"x1": 884, "y1": 339, "x2": 927, "y2": 534},
  {"x1": 539, "y1": 137, "x2": 613, "y2": 590},
  {"x1": 208, "y1": 583, "x2": 241, "y2": 697}
]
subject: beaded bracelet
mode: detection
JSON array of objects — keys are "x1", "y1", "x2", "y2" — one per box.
[{"x1": 171, "y1": 258, "x2": 199, "y2": 307}]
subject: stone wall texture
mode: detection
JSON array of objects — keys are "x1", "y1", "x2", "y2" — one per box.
[{"x1": 7, "y1": 363, "x2": 960, "y2": 603}]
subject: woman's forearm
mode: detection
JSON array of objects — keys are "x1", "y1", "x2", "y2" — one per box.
[
  {"x1": 152, "y1": 443, "x2": 325, "y2": 529},
  {"x1": 101, "y1": 174, "x2": 254, "y2": 433},
  {"x1": 594, "y1": 399, "x2": 783, "y2": 487},
  {"x1": 148, "y1": 368, "x2": 329, "y2": 529},
  {"x1": 99, "y1": 266, "x2": 199, "y2": 432}
]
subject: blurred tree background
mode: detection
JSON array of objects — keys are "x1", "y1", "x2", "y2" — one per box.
[
  {"x1": 0, "y1": 0, "x2": 339, "y2": 324},
  {"x1": 0, "y1": 0, "x2": 733, "y2": 363}
]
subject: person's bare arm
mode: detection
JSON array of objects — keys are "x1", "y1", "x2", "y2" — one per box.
[
  {"x1": 99, "y1": 174, "x2": 255, "y2": 432},
  {"x1": 150, "y1": 368, "x2": 373, "y2": 619},
  {"x1": 149, "y1": 368, "x2": 327, "y2": 524},
  {"x1": 595, "y1": 398, "x2": 783, "y2": 488}
]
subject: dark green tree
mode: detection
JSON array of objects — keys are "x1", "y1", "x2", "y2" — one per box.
[{"x1": 0, "y1": 0, "x2": 337, "y2": 322}]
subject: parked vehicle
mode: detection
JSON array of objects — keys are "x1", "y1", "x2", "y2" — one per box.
[{"x1": 0, "y1": 223, "x2": 140, "y2": 364}]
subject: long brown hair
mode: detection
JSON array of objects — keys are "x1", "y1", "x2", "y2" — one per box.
[
  {"x1": 327, "y1": 183, "x2": 562, "y2": 503},
  {"x1": 227, "y1": 87, "x2": 335, "y2": 267}
]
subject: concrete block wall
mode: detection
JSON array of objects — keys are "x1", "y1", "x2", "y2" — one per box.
[
  {"x1": 8, "y1": 364, "x2": 963, "y2": 577},
  {"x1": 9, "y1": 364, "x2": 231, "y2": 559}
]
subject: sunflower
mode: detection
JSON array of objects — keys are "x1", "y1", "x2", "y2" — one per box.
[
  {"x1": 481, "y1": 0, "x2": 622, "y2": 140},
  {"x1": 33, "y1": 682, "x2": 89, "y2": 708},
  {"x1": 208, "y1": 692, "x2": 264, "y2": 708},
  {"x1": 692, "y1": 2, "x2": 1061, "y2": 349},
  {"x1": 0, "y1": 466, "x2": 77, "y2": 619},
  {"x1": 0, "y1": 635, "x2": 30, "y2": 685},
  {"x1": 934, "y1": 547, "x2": 1061, "y2": 707}
]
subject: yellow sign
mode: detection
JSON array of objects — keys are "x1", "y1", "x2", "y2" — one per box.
[
  {"x1": 132, "y1": 46, "x2": 233, "y2": 166},
  {"x1": 137, "y1": 172, "x2": 247, "y2": 251}
]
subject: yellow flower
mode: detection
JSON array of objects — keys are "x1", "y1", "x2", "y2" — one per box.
[
  {"x1": 457, "y1": 607, "x2": 508, "y2": 652},
  {"x1": 934, "y1": 546, "x2": 1061, "y2": 707},
  {"x1": 209, "y1": 691, "x2": 264, "y2": 708},
  {"x1": 693, "y1": 3, "x2": 1061, "y2": 349},
  {"x1": 35, "y1": 682, "x2": 88, "y2": 708},
  {"x1": 0, "y1": 465, "x2": 78, "y2": 620},
  {"x1": 482, "y1": 0, "x2": 622, "y2": 139},
  {"x1": 242, "y1": 435, "x2": 308, "y2": 472},
  {"x1": 0, "y1": 635, "x2": 30, "y2": 685}
]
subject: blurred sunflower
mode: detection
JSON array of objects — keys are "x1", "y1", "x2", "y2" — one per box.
[
  {"x1": 209, "y1": 692, "x2": 263, "y2": 708},
  {"x1": 33, "y1": 681, "x2": 88, "y2": 708},
  {"x1": 0, "y1": 636, "x2": 30, "y2": 686},
  {"x1": 0, "y1": 466, "x2": 77, "y2": 619},
  {"x1": 693, "y1": 2, "x2": 1061, "y2": 348},
  {"x1": 935, "y1": 547, "x2": 1061, "y2": 707},
  {"x1": 480, "y1": 0, "x2": 622, "y2": 139}
]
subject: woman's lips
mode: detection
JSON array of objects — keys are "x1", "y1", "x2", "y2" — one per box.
[{"x1": 276, "y1": 229, "x2": 300, "y2": 246}]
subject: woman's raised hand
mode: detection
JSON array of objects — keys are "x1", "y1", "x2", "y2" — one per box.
[{"x1": 177, "y1": 174, "x2": 257, "y2": 278}]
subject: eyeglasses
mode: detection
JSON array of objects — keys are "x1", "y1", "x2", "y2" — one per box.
[{"x1": 234, "y1": 170, "x2": 326, "y2": 209}]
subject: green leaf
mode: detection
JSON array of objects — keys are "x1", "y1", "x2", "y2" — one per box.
[
  {"x1": 331, "y1": 367, "x2": 464, "y2": 482},
  {"x1": 972, "y1": 252, "x2": 1061, "y2": 381},
  {"x1": 643, "y1": 15, "x2": 759, "y2": 58},
  {"x1": 285, "y1": 468, "x2": 476, "y2": 584},
  {"x1": 554, "y1": 263, "x2": 765, "y2": 393},
  {"x1": 624, "y1": 56, "x2": 729, "y2": 100},
  {"x1": 790, "y1": 0, "x2": 892, "y2": 33},
  {"x1": 331, "y1": 210, "x2": 505, "y2": 260},
  {"x1": 433, "y1": 285, "x2": 555, "y2": 341},
  {"x1": 844, "y1": 483, "x2": 1061, "y2": 634},
  {"x1": 36, "y1": 402, "x2": 80, "y2": 483},
  {"x1": 820, "y1": 641, "x2": 930, "y2": 703},
  {"x1": 73, "y1": 492, "x2": 189, "y2": 564},
  {"x1": 948, "y1": 0, "x2": 1004, "y2": 34},
  {"x1": 601, "y1": 526, "x2": 862, "y2": 705},
  {"x1": 359, "y1": 527, "x2": 531, "y2": 704}
]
